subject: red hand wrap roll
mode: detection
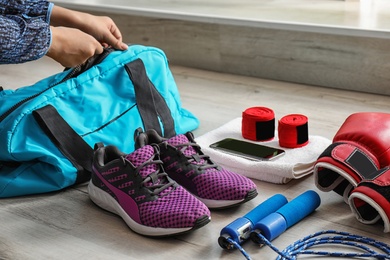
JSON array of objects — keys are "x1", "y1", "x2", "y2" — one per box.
[
  {"x1": 278, "y1": 114, "x2": 309, "y2": 148},
  {"x1": 242, "y1": 107, "x2": 275, "y2": 141}
]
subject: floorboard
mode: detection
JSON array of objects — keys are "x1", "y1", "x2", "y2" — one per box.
[{"x1": 1, "y1": 57, "x2": 389, "y2": 260}]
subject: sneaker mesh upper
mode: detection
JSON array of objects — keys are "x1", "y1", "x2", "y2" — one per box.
[
  {"x1": 92, "y1": 144, "x2": 210, "y2": 229},
  {"x1": 165, "y1": 134, "x2": 257, "y2": 201}
]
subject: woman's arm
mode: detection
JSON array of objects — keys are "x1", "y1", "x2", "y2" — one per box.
[
  {"x1": 0, "y1": 1, "x2": 127, "y2": 66},
  {"x1": 0, "y1": 0, "x2": 51, "y2": 19},
  {"x1": 0, "y1": 14, "x2": 51, "y2": 64}
]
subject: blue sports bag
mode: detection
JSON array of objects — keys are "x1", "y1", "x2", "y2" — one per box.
[{"x1": 0, "y1": 45, "x2": 199, "y2": 198}]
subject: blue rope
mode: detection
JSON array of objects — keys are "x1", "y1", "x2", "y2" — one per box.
[
  {"x1": 231, "y1": 230, "x2": 390, "y2": 260},
  {"x1": 226, "y1": 237, "x2": 252, "y2": 260},
  {"x1": 278, "y1": 230, "x2": 390, "y2": 260}
]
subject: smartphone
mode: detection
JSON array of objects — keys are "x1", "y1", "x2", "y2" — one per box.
[{"x1": 209, "y1": 138, "x2": 285, "y2": 161}]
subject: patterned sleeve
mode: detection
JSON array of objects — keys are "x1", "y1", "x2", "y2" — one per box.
[
  {"x1": 0, "y1": 1, "x2": 53, "y2": 64},
  {"x1": 0, "y1": 0, "x2": 52, "y2": 22}
]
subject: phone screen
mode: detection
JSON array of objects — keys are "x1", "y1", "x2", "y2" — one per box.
[{"x1": 209, "y1": 138, "x2": 285, "y2": 161}]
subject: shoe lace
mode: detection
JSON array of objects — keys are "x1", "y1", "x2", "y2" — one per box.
[
  {"x1": 122, "y1": 153, "x2": 175, "y2": 196},
  {"x1": 174, "y1": 141, "x2": 219, "y2": 171}
]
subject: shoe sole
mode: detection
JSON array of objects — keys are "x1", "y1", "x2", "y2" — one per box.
[
  {"x1": 88, "y1": 180, "x2": 210, "y2": 237},
  {"x1": 196, "y1": 188, "x2": 258, "y2": 209}
]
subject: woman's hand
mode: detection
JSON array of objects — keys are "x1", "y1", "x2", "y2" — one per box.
[
  {"x1": 47, "y1": 5, "x2": 128, "y2": 67},
  {"x1": 47, "y1": 26, "x2": 104, "y2": 68},
  {"x1": 76, "y1": 14, "x2": 128, "y2": 51}
]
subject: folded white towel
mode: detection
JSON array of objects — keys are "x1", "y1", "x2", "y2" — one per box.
[{"x1": 196, "y1": 118, "x2": 332, "y2": 184}]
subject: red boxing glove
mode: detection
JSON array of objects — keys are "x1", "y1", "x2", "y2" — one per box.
[
  {"x1": 313, "y1": 112, "x2": 390, "y2": 202},
  {"x1": 348, "y1": 167, "x2": 390, "y2": 233}
]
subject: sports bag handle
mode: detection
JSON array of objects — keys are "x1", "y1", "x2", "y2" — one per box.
[
  {"x1": 64, "y1": 48, "x2": 115, "y2": 79},
  {"x1": 33, "y1": 105, "x2": 93, "y2": 184},
  {"x1": 125, "y1": 58, "x2": 176, "y2": 138}
]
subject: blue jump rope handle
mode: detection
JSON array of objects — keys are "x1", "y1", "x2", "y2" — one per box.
[
  {"x1": 218, "y1": 194, "x2": 288, "y2": 249},
  {"x1": 251, "y1": 190, "x2": 321, "y2": 243}
]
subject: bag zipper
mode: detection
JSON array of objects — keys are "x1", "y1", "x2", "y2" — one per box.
[
  {"x1": 0, "y1": 49, "x2": 113, "y2": 123},
  {"x1": 0, "y1": 66, "x2": 80, "y2": 123}
]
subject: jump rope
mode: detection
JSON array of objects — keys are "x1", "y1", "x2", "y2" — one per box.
[
  {"x1": 219, "y1": 107, "x2": 390, "y2": 259},
  {"x1": 219, "y1": 192, "x2": 390, "y2": 260}
]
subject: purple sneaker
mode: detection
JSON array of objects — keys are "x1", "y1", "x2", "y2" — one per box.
[
  {"x1": 88, "y1": 143, "x2": 211, "y2": 236},
  {"x1": 136, "y1": 130, "x2": 258, "y2": 209}
]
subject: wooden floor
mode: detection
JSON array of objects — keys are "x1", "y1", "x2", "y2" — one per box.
[{"x1": 1, "y1": 57, "x2": 390, "y2": 260}]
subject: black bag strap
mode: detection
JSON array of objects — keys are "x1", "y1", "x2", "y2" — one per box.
[
  {"x1": 33, "y1": 105, "x2": 92, "y2": 184},
  {"x1": 125, "y1": 58, "x2": 176, "y2": 138}
]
